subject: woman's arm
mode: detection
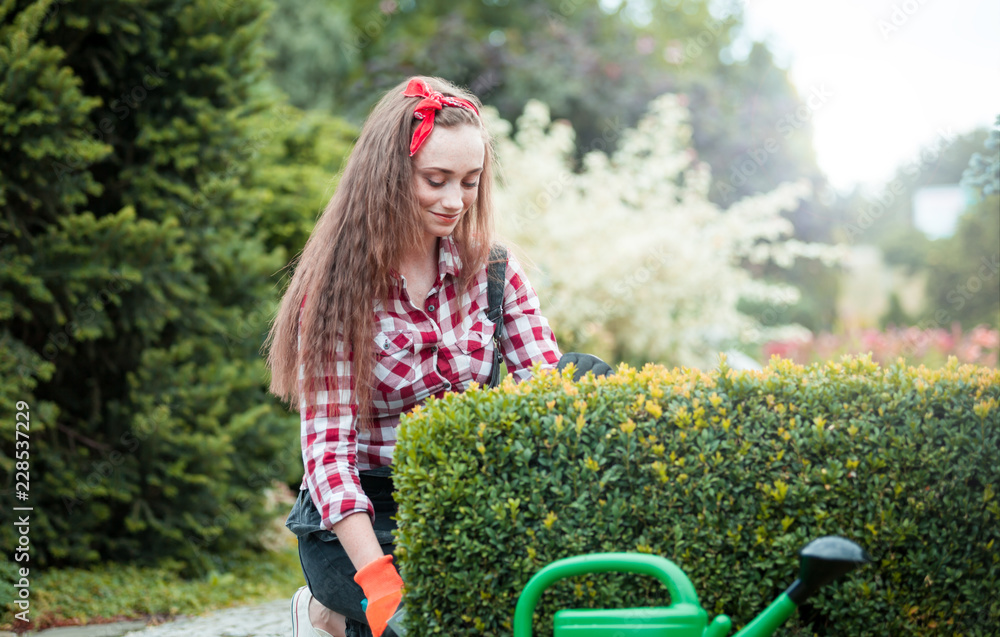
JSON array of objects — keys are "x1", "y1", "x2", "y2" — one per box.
[
  {"x1": 298, "y1": 309, "x2": 402, "y2": 635},
  {"x1": 332, "y1": 512, "x2": 386, "y2": 569}
]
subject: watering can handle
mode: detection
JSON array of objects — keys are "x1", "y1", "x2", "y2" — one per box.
[{"x1": 512, "y1": 552, "x2": 702, "y2": 637}]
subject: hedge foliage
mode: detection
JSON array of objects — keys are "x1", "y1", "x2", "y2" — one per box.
[{"x1": 393, "y1": 354, "x2": 1000, "y2": 636}]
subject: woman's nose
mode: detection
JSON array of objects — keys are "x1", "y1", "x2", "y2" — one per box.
[{"x1": 441, "y1": 184, "x2": 464, "y2": 212}]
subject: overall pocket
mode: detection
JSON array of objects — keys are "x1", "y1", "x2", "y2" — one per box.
[{"x1": 285, "y1": 489, "x2": 338, "y2": 542}]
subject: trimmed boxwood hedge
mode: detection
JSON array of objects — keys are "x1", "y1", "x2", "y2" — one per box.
[{"x1": 392, "y1": 355, "x2": 999, "y2": 636}]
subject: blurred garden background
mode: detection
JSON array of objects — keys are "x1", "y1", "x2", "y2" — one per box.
[{"x1": 1, "y1": 0, "x2": 997, "y2": 631}]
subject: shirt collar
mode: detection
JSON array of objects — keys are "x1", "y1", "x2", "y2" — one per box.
[{"x1": 438, "y1": 235, "x2": 462, "y2": 278}]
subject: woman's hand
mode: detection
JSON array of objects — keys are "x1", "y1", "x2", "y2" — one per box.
[
  {"x1": 333, "y1": 512, "x2": 400, "y2": 635},
  {"x1": 556, "y1": 352, "x2": 613, "y2": 381},
  {"x1": 354, "y1": 554, "x2": 404, "y2": 637}
]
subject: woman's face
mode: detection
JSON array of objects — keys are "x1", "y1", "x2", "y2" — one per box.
[{"x1": 411, "y1": 123, "x2": 485, "y2": 242}]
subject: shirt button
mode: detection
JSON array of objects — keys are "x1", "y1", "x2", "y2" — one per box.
[
  {"x1": 427, "y1": 303, "x2": 436, "y2": 312},
  {"x1": 430, "y1": 345, "x2": 438, "y2": 353}
]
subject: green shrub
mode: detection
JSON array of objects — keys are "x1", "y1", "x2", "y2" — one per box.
[{"x1": 393, "y1": 354, "x2": 1000, "y2": 636}]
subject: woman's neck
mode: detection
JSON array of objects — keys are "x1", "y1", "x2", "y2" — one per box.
[{"x1": 397, "y1": 235, "x2": 439, "y2": 277}]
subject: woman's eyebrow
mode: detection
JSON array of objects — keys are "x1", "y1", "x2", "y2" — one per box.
[{"x1": 421, "y1": 166, "x2": 484, "y2": 175}]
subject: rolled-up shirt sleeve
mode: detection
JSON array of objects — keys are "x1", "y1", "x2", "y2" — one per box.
[
  {"x1": 298, "y1": 305, "x2": 375, "y2": 531},
  {"x1": 499, "y1": 250, "x2": 562, "y2": 381}
]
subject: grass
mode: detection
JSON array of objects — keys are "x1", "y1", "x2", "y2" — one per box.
[{"x1": 1, "y1": 534, "x2": 305, "y2": 632}]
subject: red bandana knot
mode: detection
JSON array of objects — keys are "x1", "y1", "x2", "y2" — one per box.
[{"x1": 402, "y1": 78, "x2": 480, "y2": 157}]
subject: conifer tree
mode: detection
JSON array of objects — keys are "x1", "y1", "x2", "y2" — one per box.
[{"x1": 1, "y1": 0, "x2": 355, "y2": 573}]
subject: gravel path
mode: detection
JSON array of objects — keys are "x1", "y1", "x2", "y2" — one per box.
[
  {"x1": 22, "y1": 599, "x2": 293, "y2": 637},
  {"x1": 24, "y1": 600, "x2": 292, "y2": 637},
  {"x1": 119, "y1": 600, "x2": 290, "y2": 637}
]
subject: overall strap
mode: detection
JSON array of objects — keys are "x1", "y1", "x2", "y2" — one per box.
[{"x1": 486, "y1": 245, "x2": 507, "y2": 388}]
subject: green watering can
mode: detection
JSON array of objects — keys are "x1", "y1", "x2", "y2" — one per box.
[{"x1": 512, "y1": 536, "x2": 870, "y2": 637}]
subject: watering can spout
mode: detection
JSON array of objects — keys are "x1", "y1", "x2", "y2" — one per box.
[
  {"x1": 731, "y1": 536, "x2": 871, "y2": 637},
  {"x1": 785, "y1": 535, "x2": 871, "y2": 604}
]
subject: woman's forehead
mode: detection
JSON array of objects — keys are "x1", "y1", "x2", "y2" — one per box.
[{"x1": 412, "y1": 125, "x2": 485, "y2": 173}]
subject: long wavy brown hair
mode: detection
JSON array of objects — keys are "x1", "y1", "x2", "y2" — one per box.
[{"x1": 262, "y1": 76, "x2": 497, "y2": 430}]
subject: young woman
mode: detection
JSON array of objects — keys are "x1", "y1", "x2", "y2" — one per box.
[{"x1": 262, "y1": 76, "x2": 610, "y2": 637}]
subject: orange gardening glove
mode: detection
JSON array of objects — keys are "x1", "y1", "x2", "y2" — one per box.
[{"x1": 353, "y1": 554, "x2": 403, "y2": 637}]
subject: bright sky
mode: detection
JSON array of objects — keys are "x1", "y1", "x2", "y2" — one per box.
[{"x1": 735, "y1": 0, "x2": 1000, "y2": 193}]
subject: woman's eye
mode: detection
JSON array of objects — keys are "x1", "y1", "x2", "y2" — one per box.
[{"x1": 425, "y1": 178, "x2": 477, "y2": 188}]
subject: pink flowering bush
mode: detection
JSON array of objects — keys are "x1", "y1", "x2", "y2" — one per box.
[{"x1": 763, "y1": 324, "x2": 999, "y2": 368}]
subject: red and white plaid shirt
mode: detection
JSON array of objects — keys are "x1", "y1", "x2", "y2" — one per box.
[{"x1": 298, "y1": 236, "x2": 561, "y2": 531}]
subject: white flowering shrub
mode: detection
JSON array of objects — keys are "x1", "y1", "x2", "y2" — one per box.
[{"x1": 486, "y1": 95, "x2": 846, "y2": 368}]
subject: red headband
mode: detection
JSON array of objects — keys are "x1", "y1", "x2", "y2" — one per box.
[{"x1": 402, "y1": 78, "x2": 480, "y2": 157}]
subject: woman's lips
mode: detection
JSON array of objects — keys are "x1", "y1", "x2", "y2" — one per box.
[{"x1": 431, "y1": 212, "x2": 460, "y2": 221}]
